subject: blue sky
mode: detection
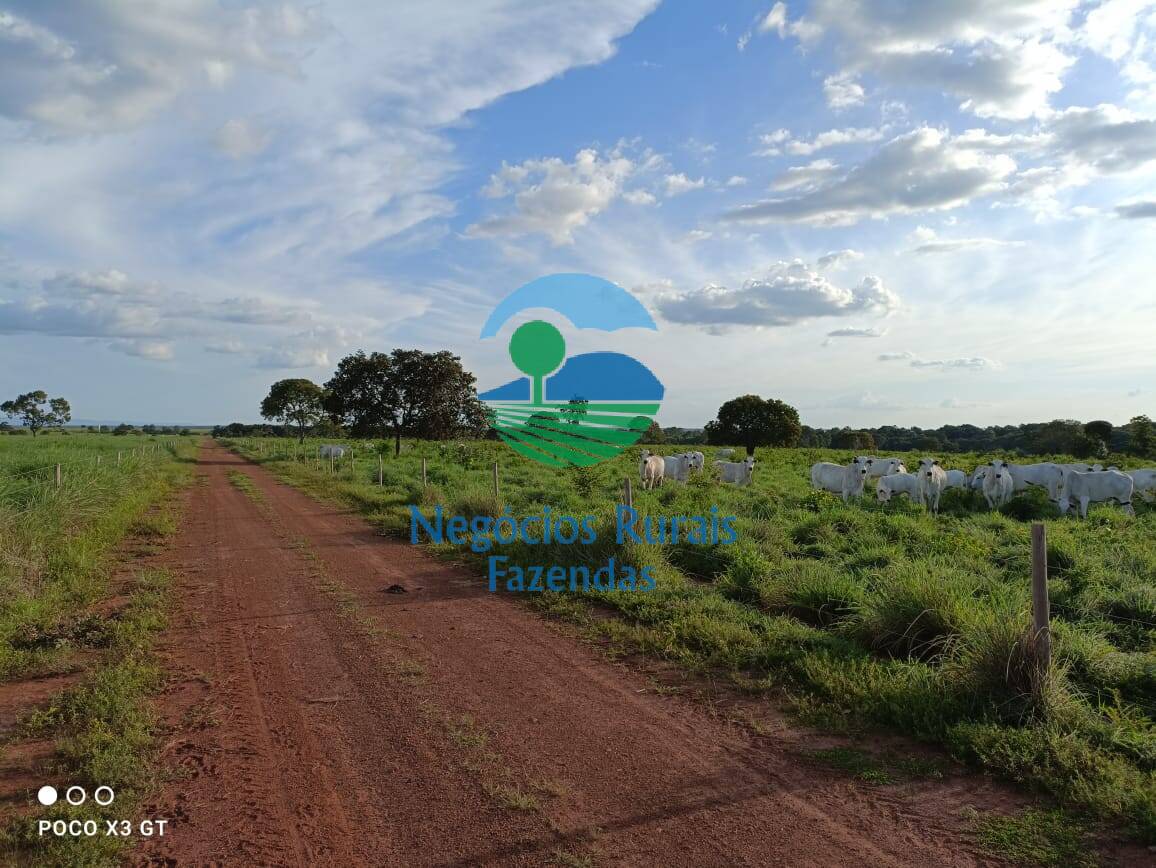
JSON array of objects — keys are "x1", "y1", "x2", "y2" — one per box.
[{"x1": 2, "y1": 0, "x2": 1155, "y2": 427}]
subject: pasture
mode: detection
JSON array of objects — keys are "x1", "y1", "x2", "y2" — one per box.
[{"x1": 226, "y1": 435, "x2": 1156, "y2": 841}]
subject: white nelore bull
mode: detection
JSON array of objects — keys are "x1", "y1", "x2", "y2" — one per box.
[
  {"x1": 943, "y1": 469, "x2": 968, "y2": 491},
  {"x1": 662, "y1": 453, "x2": 693, "y2": 483},
  {"x1": 716, "y1": 456, "x2": 756, "y2": 486},
  {"x1": 715, "y1": 448, "x2": 736, "y2": 459},
  {"x1": 998, "y1": 461, "x2": 1066, "y2": 504},
  {"x1": 1126, "y1": 469, "x2": 1156, "y2": 501},
  {"x1": 876, "y1": 472, "x2": 921, "y2": 504},
  {"x1": 982, "y1": 462, "x2": 1014, "y2": 509},
  {"x1": 856, "y1": 456, "x2": 907, "y2": 480},
  {"x1": 1060, "y1": 469, "x2": 1135, "y2": 518},
  {"x1": 684, "y1": 451, "x2": 706, "y2": 473},
  {"x1": 639, "y1": 449, "x2": 665, "y2": 490},
  {"x1": 811, "y1": 460, "x2": 868, "y2": 503},
  {"x1": 319, "y1": 444, "x2": 346, "y2": 459},
  {"x1": 917, "y1": 458, "x2": 948, "y2": 514}
]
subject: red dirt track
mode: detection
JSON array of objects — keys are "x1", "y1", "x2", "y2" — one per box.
[{"x1": 136, "y1": 444, "x2": 1007, "y2": 867}]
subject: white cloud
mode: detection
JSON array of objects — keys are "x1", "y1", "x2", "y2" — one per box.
[
  {"x1": 725, "y1": 175, "x2": 749, "y2": 187},
  {"x1": 758, "y1": 126, "x2": 887, "y2": 156},
  {"x1": 204, "y1": 339, "x2": 247, "y2": 354},
  {"x1": 110, "y1": 339, "x2": 174, "y2": 361},
  {"x1": 215, "y1": 118, "x2": 271, "y2": 159},
  {"x1": 1047, "y1": 103, "x2": 1156, "y2": 173},
  {"x1": 467, "y1": 147, "x2": 640, "y2": 244},
  {"x1": 657, "y1": 258, "x2": 899, "y2": 330},
  {"x1": 663, "y1": 172, "x2": 706, "y2": 196},
  {"x1": 823, "y1": 72, "x2": 866, "y2": 109},
  {"x1": 879, "y1": 351, "x2": 998, "y2": 371},
  {"x1": 758, "y1": 3, "x2": 790, "y2": 37},
  {"x1": 781, "y1": 0, "x2": 1082, "y2": 120},
  {"x1": 816, "y1": 248, "x2": 864, "y2": 269},
  {"x1": 728, "y1": 128, "x2": 1016, "y2": 225},
  {"x1": 827, "y1": 326, "x2": 886, "y2": 337},
  {"x1": 909, "y1": 225, "x2": 1025, "y2": 253},
  {"x1": 1116, "y1": 199, "x2": 1156, "y2": 218},
  {"x1": 622, "y1": 189, "x2": 658, "y2": 205},
  {"x1": 769, "y1": 158, "x2": 841, "y2": 191}
]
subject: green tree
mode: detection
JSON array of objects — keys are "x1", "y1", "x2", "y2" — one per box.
[
  {"x1": 323, "y1": 349, "x2": 486, "y2": 454},
  {"x1": 1072, "y1": 432, "x2": 1108, "y2": 460},
  {"x1": 1128, "y1": 415, "x2": 1155, "y2": 457},
  {"x1": 832, "y1": 429, "x2": 876, "y2": 450},
  {"x1": 260, "y1": 379, "x2": 325, "y2": 443},
  {"x1": 704, "y1": 395, "x2": 801, "y2": 455},
  {"x1": 1030, "y1": 419, "x2": 1082, "y2": 455},
  {"x1": 643, "y1": 420, "x2": 665, "y2": 443},
  {"x1": 0, "y1": 390, "x2": 71, "y2": 436},
  {"x1": 1084, "y1": 420, "x2": 1113, "y2": 443}
]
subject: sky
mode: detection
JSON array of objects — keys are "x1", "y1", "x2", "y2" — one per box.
[{"x1": 1, "y1": 0, "x2": 1155, "y2": 428}]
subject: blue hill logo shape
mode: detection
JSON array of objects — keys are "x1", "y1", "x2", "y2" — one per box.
[{"x1": 479, "y1": 274, "x2": 664, "y2": 467}]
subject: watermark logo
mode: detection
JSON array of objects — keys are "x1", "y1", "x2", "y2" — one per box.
[{"x1": 478, "y1": 273, "x2": 664, "y2": 467}]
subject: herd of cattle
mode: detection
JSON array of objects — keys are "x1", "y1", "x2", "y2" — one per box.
[
  {"x1": 811, "y1": 456, "x2": 1156, "y2": 518},
  {"x1": 635, "y1": 448, "x2": 1154, "y2": 519}
]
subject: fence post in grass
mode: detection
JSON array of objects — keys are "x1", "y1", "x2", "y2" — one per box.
[
  {"x1": 1030, "y1": 521, "x2": 1051, "y2": 688},
  {"x1": 117, "y1": 450, "x2": 122, "y2": 466},
  {"x1": 377, "y1": 454, "x2": 383, "y2": 486},
  {"x1": 54, "y1": 463, "x2": 61, "y2": 487},
  {"x1": 492, "y1": 461, "x2": 500, "y2": 499},
  {"x1": 421, "y1": 457, "x2": 427, "y2": 488},
  {"x1": 623, "y1": 477, "x2": 633, "y2": 510}
]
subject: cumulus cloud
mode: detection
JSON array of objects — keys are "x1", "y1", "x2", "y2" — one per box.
[
  {"x1": 781, "y1": 0, "x2": 1081, "y2": 120},
  {"x1": 254, "y1": 326, "x2": 354, "y2": 369},
  {"x1": 816, "y1": 248, "x2": 864, "y2": 269},
  {"x1": 727, "y1": 128, "x2": 1016, "y2": 225},
  {"x1": 467, "y1": 147, "x2": 641, "y2": 244},
  {"x1": 663, "y1": 172, "x2": 706, "y2": 196},
  {"x1": 1048, "y1": 104, "x2": 1156, "y2": 173},
  {"x1": 769, "y1": 159, "x2": 841, "y2": 191},
  {"x1": 725, "y1": 175, "x2": 749, "y2": 186},
  {"x1": 657, "y1": 259, "x2": 899, "y2": 331},
  {"x1": 1116, "y1": 200, "x2": 1156, "y2": 218},
  {"x1": 776, "y1": 127, "x2": 888, "y2": 156},
  {"x1": 823, "y1": 72, "x2": 866, "y2": 109}
]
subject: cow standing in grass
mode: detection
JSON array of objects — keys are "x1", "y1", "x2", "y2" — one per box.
[
  {"x1": 918, "y1": 458, "x2": 947, "y2": 514},
  {"x1": 639, "y1": 449, "x2": 665, "y2": 490},
  {"x1": 811, "y1": 460, "x2": 868, "y2": 504}
]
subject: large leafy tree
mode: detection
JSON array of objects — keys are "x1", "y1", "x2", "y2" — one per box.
[
  {"x1": 259, "y1": 379, "x2": 325, "y2": 443},
  {"x1": 1, "y1": 390, "x2": 71, "y2": 436},
  {"x1": 323, "y1": 349, "x2": 487, "y2": 454},
  {"x1": 704, "y1": 394, "x2": 801, "y2": 455},
  {"x1": 1129, "y1": 415, "x2": 1155, "y2": 457}
]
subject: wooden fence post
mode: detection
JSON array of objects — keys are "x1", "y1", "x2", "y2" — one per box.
[
  {"x1": 623, "y1": 477, "x2": 633, "y2": 509},
  {"x1": 421, "y1": 457, "x2": 427, "y2": 488},
  {"x1": 377, "y1": 454, "x2": 383, "y2": 486},
  {"x1": 117, "y1": 451, "x2": 122, "y2": 466},
  {"x1": 492, "y1": 462, "x2": 500, "y2": 499},
  {"x1": 54, "y1": 464, "x2": 61, "y2": 487},
  {"x1": 1031, "y1": 521, "x2": 1051, "y2": 688}
]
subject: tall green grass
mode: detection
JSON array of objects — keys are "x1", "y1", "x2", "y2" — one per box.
[{"x1": 227, "y1": 435, "x2": 1156, "y2": 841}]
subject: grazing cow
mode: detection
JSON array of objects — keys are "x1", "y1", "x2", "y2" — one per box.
[
  {"x1": 811, "y1": 460, "x2": 869, "y2": 503},
  {"x1": 943, "y1": 469, "x2": 968, "y2": 491},
  {"x1": 982, "y1": 462, "x2": 1014, "y2": 509},
  {"x1": 1126, "y1": 468, "x2": 1156, "y2": 501},
  {"x1": 857, "y1": 456, "x2": 907, "y2": 480},
  {"x1": 994, "y1": 461, "x2": 1066, "y2": 504},
  {"x1": 319, "y1": 444, "x2": 346, "y2": 459},
  {"x1": 716, "y1": 456, "x2": 756, "y2": 486},
  {"x1": 716, "y1": 448, "x2": 736, "y2": 459},
  {"x1": 876, "y1": 472, "x2": 921, "y2": 504},
  {"x1": 639, "y1": 449, "x2": 665, "y2": 490},
  {"x1": 917, "y1": 458, "x2": 948, "y2": 514},
  {"x1": 684, "y1": 451, "x2": 706, "y2": 473},
  {"x1": 662, "y1": 453, "x2": 693, "y2": 483},
  {"x1": 1060, "y1": 469, "x2": 1135, "y2": 518}
]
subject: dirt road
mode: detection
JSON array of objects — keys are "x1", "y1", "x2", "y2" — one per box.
[{"x1": 137, "y1": 444, "x2": 1006, "y2": 867}]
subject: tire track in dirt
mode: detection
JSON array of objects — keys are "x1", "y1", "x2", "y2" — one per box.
[{"x1": 138, "y1": 444, "x2": 1010, "y2": 867}]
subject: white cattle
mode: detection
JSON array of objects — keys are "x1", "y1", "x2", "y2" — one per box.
[
  {"x1": 857, "y1": 456, "x2": 907, "y2": 480},
  {"x1": 716, "y1": 448, "x2": 736, "y2": 459},
  {"x1": 684, "y1": 451, "x2": 706, "y2": 473},
  {"x1": 639, "y1": 449, "x2": 665, "y2": 490},
  {"x1": 876, "y1": 472, "x2": 921, "y2": 504},
  {"x1": 811, "y1": 460, "x2": 868, "y2": 503},
  {"x1": 997, "y1": 461, "x2": 1066, "y2": 503},
  {"x1": 917, "y1": 458, "x2": 948, "y2": 514},
  {"x1": 943, "y1": 469, "x2": 968, "y2": 490},
  {"x1": 319, "y1": 444, "x2": 346, "y2": 459},
  {"x1": 716, "y1": 456, "x2": 756, "y2": 486},
  {"x1": 662, "y1": 453, "x2": 693, "y2": 483},
  {"x1": 1126, "y1": 469, "x2": 1156, "y2": 501},
  {"x1": 982, "y1": 462, "x2": 1014, "y2": 509},
  {"x1": 1061, "y1": 469, "x2": 1135, "y2": 518}
]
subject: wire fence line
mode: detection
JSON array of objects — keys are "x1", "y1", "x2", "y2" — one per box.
[{"x1": 0, "y1": 440, "x2": 182, "y2": 487}]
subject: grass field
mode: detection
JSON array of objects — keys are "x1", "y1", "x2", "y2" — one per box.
[
  {"x1": 225, "y1": 435, "x2": 1156, "y2": 844},
  {"x1": 0, "y1": 434, "x2": 197, "y2": 865}
]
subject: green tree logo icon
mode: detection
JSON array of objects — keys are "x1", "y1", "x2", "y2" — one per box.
[{"x1": 508, "y1": 320, "x2": 566, "y2": 406}]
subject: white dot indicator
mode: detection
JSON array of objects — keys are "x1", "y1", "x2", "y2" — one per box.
[
  {"x1": 37, "y1": 785, "x2": 58, "y2": 806},
  {"x1": 65, "y1": 786, "x2": 86, "y2": 806}
]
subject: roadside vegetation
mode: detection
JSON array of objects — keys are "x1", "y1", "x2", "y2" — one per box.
[
  {"x1": 226, "y1": 435, "x2": 1156, "y2": 846},
  {"x1": 0, "y1": 434, "x2": 197, "y2": 865}
]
